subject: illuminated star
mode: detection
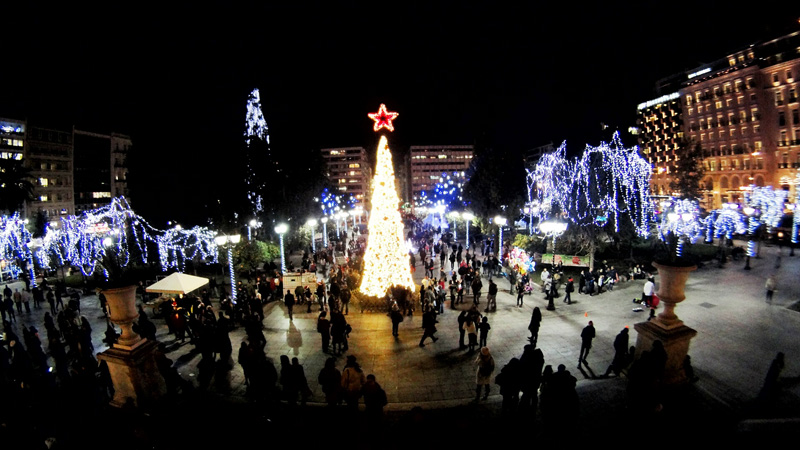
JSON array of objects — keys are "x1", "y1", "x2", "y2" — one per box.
[{"x1": 368, "y1": 104, "x2": 399, "y2": 132}]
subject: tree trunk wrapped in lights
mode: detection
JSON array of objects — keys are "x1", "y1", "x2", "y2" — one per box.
[{"x1": 359, "y1": 135, "x2": 415, "y2": 297}]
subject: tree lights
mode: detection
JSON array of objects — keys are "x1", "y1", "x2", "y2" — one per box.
[
  {"x1": 359, "y1": 135, "x2": 415, "y2": 297},
  {"x1": 244, "y1": 88, "x2": 270, "y2": 216},
  {"x1": 34, "y1": 197, "x2": 219, "y2": 279},
  {"x1": 658, "y1": 198, "x2": 703, "y2": 258}
]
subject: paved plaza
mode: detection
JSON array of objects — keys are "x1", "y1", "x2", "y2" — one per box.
[{"x1": 3, "y1": 238, "x2": 799, "y2": 445}]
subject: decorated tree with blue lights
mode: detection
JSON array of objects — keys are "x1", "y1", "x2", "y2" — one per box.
[
  {"x1": 743, "y1": 185, "x2": 788, "y2": 260},
  {"x1": 658, "y1": 198, "x2": 704, "y2": 259},
  {"x1": 531, "y1": 132, "x2": 654, "y2": 270}
]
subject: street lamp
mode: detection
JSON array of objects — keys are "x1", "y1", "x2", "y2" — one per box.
[
  {"x1": 321, "y1": 217, "x2": 329, "y2": 248},
  {"x1": 448, "y1": 211, "x2": 460, "y2": 241},
  {"x1": 462, "y1": 212, "x2": 474, "y2": 249},
  {"x1": 214, "y1": 233, "x2": 241, "y2": 301},
  {"x1": 274, "y1": 223, "x2": 288, "y2": 274},
  {"x1": 494, "y1": 216, "x2": 507, "y2": 255},
  {"x1": 307, "y1": 219, "x2": 318, "y2": 253},
  {"x1": 349, "y1": 210, "x2": 358, "y2": 231}
]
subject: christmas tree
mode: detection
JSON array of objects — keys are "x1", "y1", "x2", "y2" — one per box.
[{"x1": 359, "y1": 134, "x2": 415, "y2": 297}]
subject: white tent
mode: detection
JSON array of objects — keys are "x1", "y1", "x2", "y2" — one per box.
[{"x1": 145, "y1": 272, "x2": 209, "y2": 295}]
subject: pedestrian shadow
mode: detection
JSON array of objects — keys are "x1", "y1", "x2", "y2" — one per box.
[
  {"x1": 173, "y1": 347, "x2": 201, "y2": 368},
  {"x1": 286, "y1": 321, "x2": 303, "y2": 355},
  {"x1": 577, "y1": 361, "x2": 598, "y2": 379}
]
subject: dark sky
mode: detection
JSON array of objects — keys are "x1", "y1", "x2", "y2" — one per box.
[{"x1": 2, "y1": 2, "x2": 797, "y2": 224}]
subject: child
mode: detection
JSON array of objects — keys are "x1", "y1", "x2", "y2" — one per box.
[{"x1": 478, "y1": 316, "x2": 491, "y2": 348}]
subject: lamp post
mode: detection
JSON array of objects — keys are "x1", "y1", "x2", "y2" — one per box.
[
  {"x1": 275, "y1": 223, "x2": 288, "y2": 274},
  {"x1": 448, "y1": 211, "x2": 459, "y2": 241},
  {"x1": 463, "y1": 212, "x2": 474, "y2": 249},
  {"x1": 349, "y1": 210, "x2": 358, "y2": 234},
  {"x1": 321, "y1": 217, "x2": 329, "y2": 248},
  {"x1": 214, "y1": 234, "x2": 241, "y2": 301},
  {"x1": 494, "y1": 216, "x2": 507, "y2": 256},
  {"x1": 743, "y1": 206, "x2": 755, "y2": 270},
  {"x1": 334, "y1": 213, "x2": 341, "y2": 238},
  {"x1": 307, "y1": 219, "x2": 317, "y2": 253},
  {"x1": 539, "y1": 219, "x2": 567, "y2": 311}
]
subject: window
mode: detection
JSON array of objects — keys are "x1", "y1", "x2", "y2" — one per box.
[
  {"x1": 39, "y1": 178, "x2": 48, "y2": 187},
  {"x1": 790, "y1": 88, "x2": 797, "y2": 103},
  {"x1": 788, "y1": 70, "x2": 794, "y2": 81},
  {"x1": 773, "y1": 73, "x2": 780, "y2": 84},
  {"x1": 39, "y1": 195, "x2": 48, "y2": 202},
  {"x1": 716, "y1": 100, "x2": 723, "y2": 109},
  {"x1": 793, "y1": 109, "x2": 799, "y2": 125},
  {"x1": 755, "y1": 141, "x2": 762, "y2": 151},
  {"x1": 776, "y1": 91, "x2": 784, "y2": 106},
  {"x1": 738, "y1": 96, "x2": 744, "y2": 105},
  {"x1": 779, "y1": 112, "x2": 786, "y2": 127},
  {"x1": 756, "y1": 159, "x2": 764, "y2": 170},
  {"x1": 726, "y1": 98, "x2": 733, "y2": 107}
]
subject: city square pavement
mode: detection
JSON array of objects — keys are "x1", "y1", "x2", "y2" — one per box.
[{"x1": 4, "y1": 237, "x2": 799, "y2": 443}]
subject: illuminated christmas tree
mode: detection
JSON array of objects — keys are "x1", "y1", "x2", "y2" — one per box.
[{"x1": 359, "y1": 105, "x2": 415, "y2": 297}]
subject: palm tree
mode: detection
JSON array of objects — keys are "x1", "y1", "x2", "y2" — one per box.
[{"x1": 0, "y1": 158, "x2": 35, "y2": 214}]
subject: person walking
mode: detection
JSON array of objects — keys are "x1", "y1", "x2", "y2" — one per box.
[
  {"x1": 604, "y1": 327, "x2": 630, "y2": 377},
  {"x1": 341, "y1": 355, "x2": 366, "y2": 412},
  {"x1": 528, "y1": 307, "x2": 542, "y2": 347},
  {"x1": 478, "y1": 316, "x2": 491, "y2": 348},
  {"x1": 284, "y1": 289, "x2": 295, "y2": 321},
  {"x1": 474, "y1": 347, "x2": 495, "y2": 402},
  {"x1": 12, "y1": 289, "x2": 22, "y2": 314},
  {"x1": 485, "y1": 279, "x2": 497, "y2": 312},
  {"x1": 765, "y1": 274, "x2": 777, "y2": 303},
  {"x1": 578, "y1": 320, "x2": 595, "y2": 366},
  {"x1": 418, "y1": 306, "x2": 439, "y2": 347},
  {"x1": 564, "y1": 277, "x2": 574, "y2": 304}
]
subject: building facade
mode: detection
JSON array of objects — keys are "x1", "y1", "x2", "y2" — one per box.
[
  {"x1": 409, "y1": 144, "x2": 473, "y2": 205},
  {"x1": 25, "y1": 125, "x2": 75, "y2": 221},
  {"x1": 320, "y1": 146, "x2": 372, "y2": 207},
  {"x1": 638, "y1": 30, "x2": 800, "y2": 210},
  {"x1": 73, "y1": 129, "x2": 132, "y2": 214}
]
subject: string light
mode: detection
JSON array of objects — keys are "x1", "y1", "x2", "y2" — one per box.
[
  {"x1": 359, "y1": 135, "x2": 415, "y2": 297},
  {"x1": 244, "y1": 88, "x2": 270, "y2": 215},
  {"x1": 0, "y1": 213, "x2": 36, "y2": 285},
  {"x1": 793, "y1": 172, "x2": 799, "y2": 244},
  {"x1": 704, "y1": 205, "x2": 747, "y2": 241},
  {"x1": 529, "y1": 132, "x2": 654, "y2": 237},
  {"x1": 658, "y1": 198, "x2": 703, "y2": 257},
  {"x1": 367, "y1": 104, "x2": 399, "y2": 132},
  {"x1": 35, "y1": 197, "x2": 218, "y2": 279}
]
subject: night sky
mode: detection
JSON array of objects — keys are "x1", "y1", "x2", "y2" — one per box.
[{"x1": 2, "y1": 2, "x2": 797, "y2": 224}]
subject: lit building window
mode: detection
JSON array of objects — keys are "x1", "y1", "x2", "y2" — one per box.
[
  {"x1": 40, "y1": 195, "x2": 48, "y2": 202},
  {"x1": 92, "y1": 192, "x2": 111, "y2": 199},
  {"x1": 39, "y1": 178, "x2": 48, "y2": 187}
]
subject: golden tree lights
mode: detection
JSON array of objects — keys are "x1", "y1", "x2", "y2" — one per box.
[{"x1": 359, "y1": 134, "x2": 415, "y2": 296}]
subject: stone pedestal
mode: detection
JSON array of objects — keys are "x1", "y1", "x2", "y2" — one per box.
[
  {"x1": 98, "y1": 338, "x2": 167, "y2": 408},
  {"x1": 634, "y1": 320, "x2": 697, "y2": 385},
  {"x1": 100, "y1": 284, "x2": 166, "y2": 408}
]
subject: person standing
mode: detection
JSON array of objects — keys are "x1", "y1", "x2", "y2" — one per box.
[
  {"x1": 341, "y1": 355, "x2": 366, "y2": 412},
  {"x1": 765, "y1": 274, "x2": 777, "y2": 303},
  {"x1": 12, "y1": 289, "x2": 22, "y2": 314},
  {"x1": 564, "y1": 277, "x2": 574, "y2": 305},
  {"x1": 284, "y1": 289, "x2": 295, "y2": 321},
  {"x1": 474, "y1": 347, "x2": 495, "y2": 402},
  {"x1": 478, "y1": 316, "x2": 491, "y2": 348},
  {"x1": 390, "y1": 302, "x2": 403, "y2": 337},
  {"x1": 317, "y1": 311, "x2": 331, "y2": 353},
  {"x1": 457, "y1": 311, "x2": 467, "y2": 349},
  {"x1": 528, "y1": 307, "x2": 542, "y2": 347},
  {"x1": 516, "y1": 280, "x2": 525, "y2": 307},
  {"x1": 464, "y1": 317, "x2": 478, "y2": 353},
  {"x1": 578, "y1": 320, "x2": 595, "y2": 366},
  {"x1": 318, "y1": 356, "x2": 342, "y2": 408},
  {"x1": 362, "y1": 374, "x2": 388, "y2": 422},
  {"x1": 471, "y1": 275, "x2": 483, "y2": 306}
]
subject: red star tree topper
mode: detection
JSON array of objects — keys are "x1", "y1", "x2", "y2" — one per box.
[{"x1": 368, "y1": 104, "x2": 399, "y2": 132}]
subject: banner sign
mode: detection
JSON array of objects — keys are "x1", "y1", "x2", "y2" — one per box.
[{"x1": 539, "y1": 253, "x2": 590, "y2": 267}]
